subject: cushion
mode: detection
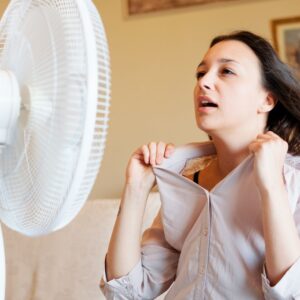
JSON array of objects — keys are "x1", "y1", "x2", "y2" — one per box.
[{"x1": 2, "y1": 192, "x2": 161, "y2": 300}]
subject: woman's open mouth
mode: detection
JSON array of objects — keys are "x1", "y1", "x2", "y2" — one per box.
[{"x1": 198, "y1": 96, "x2": 218, "y2": 112}]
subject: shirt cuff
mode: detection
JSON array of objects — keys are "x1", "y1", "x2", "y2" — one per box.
[
  {"x1": 100, "y1": 259, "x2": 143, "y2": 299},
  {"x1": 261, "y1": 256, "x2": 300, "y2": 299}
]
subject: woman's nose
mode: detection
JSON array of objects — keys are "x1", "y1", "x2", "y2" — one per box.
[{"x1": 198, "y1": 72, "x2": 213, "y2": 91}]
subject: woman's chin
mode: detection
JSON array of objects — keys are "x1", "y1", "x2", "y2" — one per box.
[{"x1": 196, "y1": 122, "x2": 216, "y2": 134}]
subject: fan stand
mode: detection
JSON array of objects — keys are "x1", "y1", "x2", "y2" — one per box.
[{"x1": 0, "y1": 70, "x2": 21, "y2": 300}]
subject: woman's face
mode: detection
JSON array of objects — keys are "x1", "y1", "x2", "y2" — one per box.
[{"x1": 194, "y1": 40, "x2": 271, "y2": 137}]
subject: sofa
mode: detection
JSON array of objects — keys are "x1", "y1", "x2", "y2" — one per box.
[{"x1": 2, "y1": 192, "x2": 165, "y2": 300}]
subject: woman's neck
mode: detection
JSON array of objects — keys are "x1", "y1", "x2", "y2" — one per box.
[{"x1": 211, "y1": 134, "x2": 256, "y2": 178}]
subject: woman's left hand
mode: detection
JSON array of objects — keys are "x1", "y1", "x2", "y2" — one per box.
[{"x1": 248, "y1": 131, "x2": 288, "y2": 195}]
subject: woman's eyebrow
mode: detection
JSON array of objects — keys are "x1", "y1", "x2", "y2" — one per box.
[{"x1": 197, "y1": 58, "x2": 239, "y2": 68}]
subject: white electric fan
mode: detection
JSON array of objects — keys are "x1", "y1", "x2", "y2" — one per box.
[{"x1": 0, "y1": 0, "x2": 111, "y2": 298}]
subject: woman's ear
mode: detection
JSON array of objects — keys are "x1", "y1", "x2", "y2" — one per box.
[{"x1": 258, "y1": 92, "x2": 277, "y2": 113}]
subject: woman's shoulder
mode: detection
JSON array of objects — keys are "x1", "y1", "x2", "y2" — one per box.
[
  {"x1": 285, "y1": 154, "x2": 300, "y2": 171},
  {"x1": 285, "y1": 154, "x2": 300, "y2": 197}
]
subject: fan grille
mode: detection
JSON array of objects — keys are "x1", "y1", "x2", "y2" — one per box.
[{"x1": 0, "y1": 0, "x2": 110, "y2": 235}]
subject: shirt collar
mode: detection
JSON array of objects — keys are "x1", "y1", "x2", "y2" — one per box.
[{"x1": 153, "y1": 141, "x2": 299, "y2": 177}]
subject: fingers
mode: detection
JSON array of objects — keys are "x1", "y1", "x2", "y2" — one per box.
[
  {"x1": 256, "y1": 131, "x2": 278, "y2": 141},
  {"x1": 249, "y1": 133, "x2": 273, "y2": 152},
  {"x1": 249, "y1": 131, "x2": 288, "y2": 154},
  {"x1": 165, "y1": 143, "x2": 175, "y2": 158},
  {"x1": 248, "y1": 141, "x2": 262, "y2": 153},
  {"x1": 141, "y1": 144, "x2": 150, "y2": 164},
  {"x1": 156, "y1": 142, "x2": 165, "y2": 164},
  {"x1": 141, "y1": 142, "x2": 175, "y2": 166}
]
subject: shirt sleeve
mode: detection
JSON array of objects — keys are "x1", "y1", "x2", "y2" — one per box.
[
  {"x1": 261, "y1": 257, "x2": 300, "y2": 300},
  {"x1": 261, "y1": 181, "x2": 300, "y2": 300},
  {"x1": 100, "y1": 210, "x2": 180, "y2": 299}
]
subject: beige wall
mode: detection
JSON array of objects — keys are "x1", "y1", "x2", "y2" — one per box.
[{"x1": 1, "y1": 0, "x2": 299, "y2": 198}]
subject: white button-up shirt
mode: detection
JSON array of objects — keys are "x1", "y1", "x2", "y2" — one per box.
[{"x1": 101, "y1": 141, "x2": 300, "y2": 299}]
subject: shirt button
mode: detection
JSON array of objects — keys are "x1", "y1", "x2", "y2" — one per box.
[
  {"x1": 202, "y1": 228, "x2": 208, "y2": 236},
  {"x1": 200, "y1": 266, "x2": 205, "y2": 275}
]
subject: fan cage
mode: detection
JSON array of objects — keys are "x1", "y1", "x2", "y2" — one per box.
[{"x1": 0, "y1": 0, "x2": 110, "y2": 235}]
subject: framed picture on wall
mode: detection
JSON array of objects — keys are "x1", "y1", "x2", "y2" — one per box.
[
  {"x1": 271, "y1": 16, "x2": 300, "y2": 80},
  {"x1": 127, "y1": 0, "x2": 239, "y2": 15}
]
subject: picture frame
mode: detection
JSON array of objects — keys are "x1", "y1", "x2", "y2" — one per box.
[
  {"x1": 271, "y1": 16, "x2": 300, "y2": 80},
  {"x1": 127, "y1": 0, "x2": 239, "y2": 15}
]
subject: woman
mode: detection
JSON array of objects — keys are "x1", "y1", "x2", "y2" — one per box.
[{"x1": 101, "y1": 31, "x2": 300, "y2": 299}]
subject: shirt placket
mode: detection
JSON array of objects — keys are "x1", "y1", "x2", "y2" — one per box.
[{"x1": 195, "y1": 192, "x2": 211, "y2": 300}]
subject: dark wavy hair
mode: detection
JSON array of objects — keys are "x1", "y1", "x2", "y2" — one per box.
[{"x1": 209, "y1": 31, "x2": 300, "y2": 155}]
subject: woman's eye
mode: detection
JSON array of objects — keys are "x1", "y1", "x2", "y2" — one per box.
[
  {"x1": 222, "y1": 68, "x2": 234, "y2": 75},
  {"x1": 196, "y1": 71, "x2": 205, "y2": 79}
]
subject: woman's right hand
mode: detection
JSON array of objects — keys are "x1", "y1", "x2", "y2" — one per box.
[
  {"x1": 106, "y1": 142, "x2": 175, "y2": 281},
  {"x1": 125, "y1": 142, "x2": 175, "y2": 190}
]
